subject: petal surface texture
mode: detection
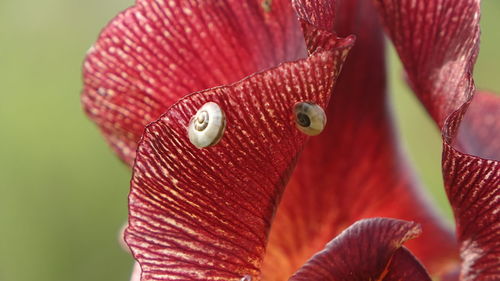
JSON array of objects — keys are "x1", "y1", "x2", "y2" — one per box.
[
  {"x1": 124, "y1": 32, "x2": 354, "y2": 281},
  {"x1": 262, "y1": 0, "x2": 458, "y2": 279},
  {"x1": 289, "y1": 218, "x2": 432, "y2": 281},
  {"x1": 82, "y1": 0, "x2": 306, "y2": 165},
  {"x1": 374, "y1": 0, "x2": 500, "y2": 280}
]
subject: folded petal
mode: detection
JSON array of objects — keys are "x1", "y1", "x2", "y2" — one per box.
[
  {"x1": 82, "y1": 0, "x2": 306, "y2": 165},
  {"x1": 443, "y1": 92, "x2": 500, "y2": 281},
  {"x1": 262, "y1": 1, "x2": 458, "y2": 279},
  {"x1": 374, "y1": 0, "x2": 480, "y2": 127},
  {"x1": 125, "y1": 36, "x2": 354, "y2": 280},
  {"x1": 374, "y1": 0, "x2": 500, "y2": 279},
  {"x1": 289, "y1": 218, "x2": 432, "y2": 281},
  {"x1": 383, "y1": 248, "x2": 433, "y2": 281}
]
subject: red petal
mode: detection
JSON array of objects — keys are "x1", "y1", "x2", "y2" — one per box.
[
  {"x1": 289, "y1": 218, "x2": 432, "y2": 281},
  {"x1": 443, "y1": 92, "x2": 500, "y2": 280},
  {"x1": 443, "y1": 139, "x2": 499, "y2": 280},
  {"x1": 374, "y1": 1, "x2": 499, "y2": 279},
  {"x1": 125, "y1": 39, "x2": 354, "y2": 280},
  {"x1": 262, "y1": 1, "x2": 458, "y2": 279},
  {"x1": 383, "y1": 248, "x2": 433, "y2": 281},
  {"x1": 374, "y1": 0, "x2": 480, "y2": 127},
  {"x1": 82, "y1": 0, "x2": 306, "y2": 165}
]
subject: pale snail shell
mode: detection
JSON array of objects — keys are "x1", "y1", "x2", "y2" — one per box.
[
  {"x1": 294, "y1": 102, "x2": 327, "y2": 136},
  {"x1": 188, "y1": 102, "x2": 226, "y2": 148}
]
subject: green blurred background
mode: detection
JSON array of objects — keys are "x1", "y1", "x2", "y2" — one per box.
[{"x1": 0, "y1": 1, "x2": 498, "y2": 280}]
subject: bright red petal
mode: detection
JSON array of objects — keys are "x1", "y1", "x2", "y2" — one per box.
[
  {"x1": 82, "y1": 0, "x2": 306, "y2": 165},
  {"x1": 289, "y1": 218, "x2": 432, "y2": 281},
  {"x1": 125, "y1": 36, "x2": 354, "y2": 280},
  {"x1": 374, "y1": 0, "x2": 499, "y2": 280},
  {"x1": 262, "y1": 1, "x2": 458, "y2": 279}
]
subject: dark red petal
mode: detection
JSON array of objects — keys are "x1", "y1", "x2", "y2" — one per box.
[
  {"x1": 289, "y1": 218, "x2": 432, "y2": 281},
  {"x1": 125, "y1": 39, "x2": 354, "y2": 280},
  {"x1": 443, "y1": 93, "x2": 500, "y2": 281},
  {"x1": 383, "y1": 248, "x2": 433, "y2": 281},
  {"x1": 443, "y1": 139, "x2": 499, "y2": 280},
  {"x1": 262, "y1": 1, "x2": 458, "y2": 279},
  {"x1": 82, "y1": 0, "x2": 306, "y2": 165},
  {"x1": 374, "y1": 0, "x2": 500, "y2": 280}
]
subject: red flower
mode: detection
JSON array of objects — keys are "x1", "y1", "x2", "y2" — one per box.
[{"x1": 81, "y1": 0, "x2": 499, "y2": 280}]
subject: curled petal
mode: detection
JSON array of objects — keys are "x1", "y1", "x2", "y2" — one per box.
[
  {"x1": 82, "y1": 0, "x2": 306, "y2": 165},
  {"x1": 443, "y1": 95, "x2": 500, "y2": 281},
  {"x1": 374, "y1": 0, "x2": 500, "y2": 279},
  {"x1": 289, "y1": 218, "x2": 431, "y2": 281},
  {"x1": 125, "y1": 39, "x2": 354, "y2": 280},
  {"x1": 374, "y1": 0, "x2": 480, "y2": 126},
  {"x1": 443, "y1": 141, "x2": 499, "y2": 280},
  {"x1": 383, "y1": 248, "x2": 434, "y2": 281}
]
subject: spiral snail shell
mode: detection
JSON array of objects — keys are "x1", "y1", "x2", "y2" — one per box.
[
  {"x1": 294, "y1": 102, "x2": 327, "y2": 136},
  {"x1": 188, "y1": 102, "x2": 226, "y2": 148}
]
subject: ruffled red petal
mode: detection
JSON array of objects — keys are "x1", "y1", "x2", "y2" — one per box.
[
  {"x1": 443, "y1": 92, "x2": 500, "y2": 280},
  {"x1": 82, "y1": 0, "x2": 306, "y2": 165},
  {"x1": 124, "y1": 34, "x2": 353, "y2": 280}
]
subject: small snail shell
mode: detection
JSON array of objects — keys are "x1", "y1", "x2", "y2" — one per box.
[
  {"x1": 188, "y1": 102, "x2": 226, "y2": 148},
  {"x1": 294, "y1": 102, "x2": 326, "y2": 136}
]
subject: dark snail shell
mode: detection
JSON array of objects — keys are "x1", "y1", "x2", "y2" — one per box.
[{"x1": 294, "y1": 102, "x2": 327, "y2": 136}]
